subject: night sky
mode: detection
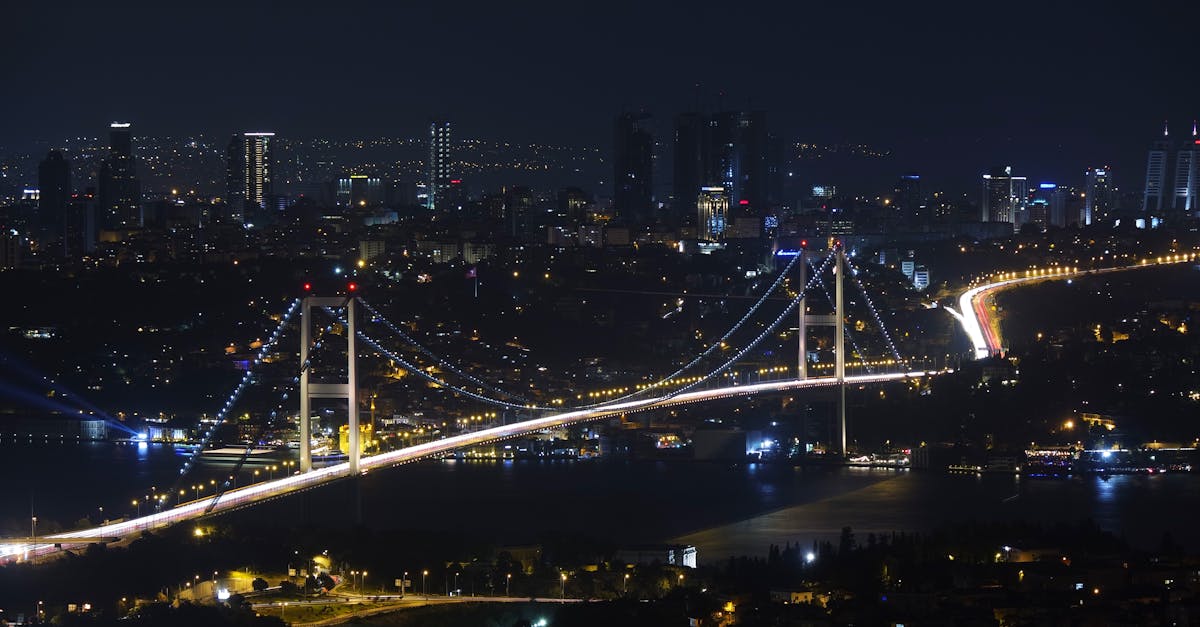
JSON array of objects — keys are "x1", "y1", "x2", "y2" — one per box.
[{"x1": 4, "y1": 0, "x2": 1199, "y2": 190}]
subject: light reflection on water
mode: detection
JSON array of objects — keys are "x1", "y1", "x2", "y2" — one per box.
[
  {"x1": 2, "y1": 440, "x2": 1197, "y2": 560},
  {"x1": 676, "y1": 471, "x2": 1200, "y2": 560}
]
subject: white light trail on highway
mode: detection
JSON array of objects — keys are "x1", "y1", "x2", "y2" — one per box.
[{"x1": 0, "y1": 370, "x2": 939, "y2": 561}]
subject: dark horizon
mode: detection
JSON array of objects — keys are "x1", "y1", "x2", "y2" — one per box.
[{"x1": 5, "y1": 0, "x2": 1200, "y2": 193}]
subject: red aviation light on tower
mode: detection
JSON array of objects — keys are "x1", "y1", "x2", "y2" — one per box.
[
  {"x1": 346, "y1": 282, "x2": 358, "y2": 293},
  {"x1": 800, "y1": 239, "x2": 808, "y2": 249},
  {"x1": 302, "y1": 282, "x2": 313, "y2": 292}
]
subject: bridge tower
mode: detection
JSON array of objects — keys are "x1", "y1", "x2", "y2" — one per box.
[
  {"x1": 299, "y1": 296, "x2": 360, "y2": 474},
  {"x1": 795, "y1": 246, "x2": 848, "y2": 456}
]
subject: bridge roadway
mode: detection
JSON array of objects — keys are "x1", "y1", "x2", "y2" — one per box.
[
  {"x1": 957, "y1": 253, "x2": 1200, "y2": 359},
  {"x1": 1, "y1": 370, "x2": 939, "y2": 562}
]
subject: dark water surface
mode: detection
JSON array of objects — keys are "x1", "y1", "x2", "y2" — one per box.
[{"x1": 2, "y1": 441, "x2": 1195, "y2": 560}]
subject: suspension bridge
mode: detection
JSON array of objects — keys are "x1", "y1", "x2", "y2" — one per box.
[{"x1": 2, "y1": 243, "x2": 947, "y2": 562}]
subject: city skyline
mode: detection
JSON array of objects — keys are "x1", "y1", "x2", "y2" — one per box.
[{"x1": 4, "y1": 1, "x2": 1199, "y2": 190}]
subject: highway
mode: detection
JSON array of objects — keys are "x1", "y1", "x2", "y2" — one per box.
[
  {"x1": 956, "y1": 252, "x2": 1200, "y2": 359},
  {"x1": 0, "y1": 369, "x2": 938, "y2": 562}
]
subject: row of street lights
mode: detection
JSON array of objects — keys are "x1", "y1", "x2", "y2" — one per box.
[{"x1": 118, "y1": 460, "x2": 302, "y2": 520}]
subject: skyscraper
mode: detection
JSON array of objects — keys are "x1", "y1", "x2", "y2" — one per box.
[
  {"x1": 697, "y1": 186, "x2": 729, "y2": 241},
  {"x1": 37, "y1": 150, "x2": 71, "y2": 242},
  {"x1": 672, "y1": 112, "x2": 705, "y2": 223},
  {"x1": 226, "y1": 132, "x2": 274, "y2": 224},
  {"x1": 1030, "y1": 183, "x2": 1065, "y2": 230},
  {"x1": 613, "y1": 112, "x2": 654, "y2": 221},
  {"x1": 1142, "y1": 123, "x2": 1171, "y2": 215},
  {"x1": 1172, "y1": 122, "x2": 1199, "y2": 214},
  {"x1": 704, "y1": 111, "x2": 769, "y2": 212},
  {"x1": 981, "y1": 166, "x2": 1027, "y2": 229},
  {"x1": 97, "y1": 122, "x2": 141, "y2": 228},
  {"x1": 728, "y1": 110, "x2": 769, "y2": 212},
  {"x1": 427, "y1": 120, "x2": 452, "y2": 212},
  {"x1": 894, "y1": 174, "x2": 922, "y2": 224},
  {"x1": 1083, "y1": 167, "x2": 1113, "y2": 225}
]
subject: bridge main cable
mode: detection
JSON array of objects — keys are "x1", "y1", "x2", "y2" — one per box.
[
  {"x1": 665, "y1": 248, "x2": 842, "y2": 398},
  {"x1": 322, "y1": 307, "x2": 555, "y2": 411},
  {"x1": 578, "y1": 248, "x2": 827, "y2": 408},
  {"x1": 357, "y1": 298, "x2": 534, "y2": 404},
  {"x1": 161, "y1": 298, "x2": 302, "y2": 511}
]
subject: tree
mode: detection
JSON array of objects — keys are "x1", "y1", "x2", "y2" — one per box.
[
  {"x1": 251, "y1": 577, "x2": 269, "y2": 592},
  {"x1": 839, "y1": 527, "x2": 857, "y2": 555}
]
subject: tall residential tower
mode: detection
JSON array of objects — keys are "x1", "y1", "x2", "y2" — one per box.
[
  {"x1": 613, "y1": 112, "x2": 654, "y2": 221},
  {"x1": 226, "y1": 131, "x2": 274, "y2": 224},
  {"x1": 97, "y1": 122, "x2": 141, "y2": 228},
  {"x1": 427, "y1": 120, "x2": 452, "y2": 212}
]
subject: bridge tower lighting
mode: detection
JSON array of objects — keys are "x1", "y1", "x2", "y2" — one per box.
[
  {"x1": 299, "y1": 289, "x2": 360, "y2": 474},
  {"x1": 794, "y1": 244, "x2": 848, "y2": 457}
]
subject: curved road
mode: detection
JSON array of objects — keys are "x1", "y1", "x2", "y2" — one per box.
[{"x1": 956, "y1": 252, "x2": 1200, "y2": 359}]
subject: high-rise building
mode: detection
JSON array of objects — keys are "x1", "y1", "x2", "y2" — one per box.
[
  {"x1": 672, "y1": 112, "x2": 705, "y2": 222},
  {"x1": 1172, "y1": 123, "x2": 1200, "y2": 214},
  {"x1": 981, "y1": 166, "x2": 1027, "y2": 229},
  {"x1": 97, "y1": 122, "x2": 141, "y2": 228},
  {"x1": 704, "y1": 111, "x2": 769, "y2": 212},
  {"x1": 504, "y1": 185, "x2": 533, "y2": 238},
  {"x1": 427, "y1": 120, "x2": 452, "y2": 211},
  {"x1": 1083, "y1": 167, "x2": 1113, "y2": 225},
  {"x1": 894, "y1": 174, "x2": 922, "y2": 224},
  {"x1": 336, "y1": 175, "x2": 386, "y2": 207},
  {"x1": 557, "y1": 187, "x2": 590, "y2": 223},
  {"x1": 226, "y1": 132, "x2": 274, "y2": 224},
  {"x1": 697, "y1": 186, "x2": 729, "y2": 241},
  {"x1": 1142, "y1": 123, "x2": 1171, "y2": 215},
  {"x1": 37, "y1": 150, "x2": 71, "y2": 243},
  {"x1": 1028, "y1": 183, "x2": 1065, "y2": 230},
  {"x1": 729, "y1": 110, "x2": 769, "y2": 212},
  {"x1": 613, "y1": 112, "x2": 654, "y2": 221},
  {"x1": 64, "y1": 187, "x2": 98, "y2": 258}
]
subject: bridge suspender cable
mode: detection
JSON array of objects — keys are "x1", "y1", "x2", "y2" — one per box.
[
  {"x1": 813, "y1": 271, "x2": 876, "y2": 373},
  {"x1": 664, "y1": 251, "x2": 842, "y2": 399},
  {"x1": 322, "y1": 307, "x2": 554, "y2": 411},
  {"x1": 201, "y1": 328, "x2": 331, "y2": 514},
  {"x1": 842, "y1": 256, "x2": 904, "y2": 363},
  {"x1": 574, "y1": 248, "x2": 826, "y2": 409},
  {"x1": 357, "y1": 299, "x2": 534, "y2": 404},
  {"x1": 161, "y1": 298, "x2": 302, "y2": 511}
]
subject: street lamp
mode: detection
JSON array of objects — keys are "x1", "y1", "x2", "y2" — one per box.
[
  {"x1": 132, "y1": 499, "x2": 140, "y2": 517},
  {"x1": 453, "y1": 572, "x2": 459, "y2": 596},
  {"x1": 677, "y1": 573, "x2": 684, "y2": 587},
  {"x1": 623, "y1": 573, "x2": 629, "y2": 595},
  {"x1": 560, "y1": 572, "x2": 567, "y2": 599},
  {"x1": 350, "y1": 570, "x2": 357, "y2": 593},
  {"x1": 402, "y1": 571, "x2": 408, "y2": 598},
  {"x1": 422, "y1": 570, "x2": 429, "y2": 597},
  {"x1": 506, "y1": 573, "x2": 511, "y2": 597},
  {"x1": 362, "y1": 571, "x2": 368, "y2": 595}
]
